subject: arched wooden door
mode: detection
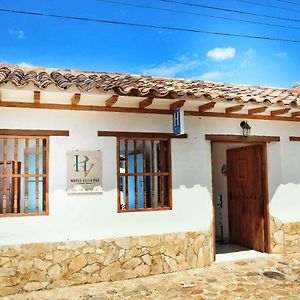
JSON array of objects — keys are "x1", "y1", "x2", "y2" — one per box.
[{"x1": 227, "y1": 145, "x2": 265, "y2": 252}]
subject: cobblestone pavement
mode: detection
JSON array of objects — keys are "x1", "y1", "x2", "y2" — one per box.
[{"x1": 4, "y1": 253, "x2": 300, "y2": 300}]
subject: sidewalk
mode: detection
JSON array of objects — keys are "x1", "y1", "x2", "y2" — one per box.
[{"x1": 4, "y1": 253, "x2": 300, "y2": 300}]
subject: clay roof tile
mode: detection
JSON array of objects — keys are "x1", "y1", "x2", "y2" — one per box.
[{"x1": 0, "y1": 65, "x2": 299, "y2": 107}]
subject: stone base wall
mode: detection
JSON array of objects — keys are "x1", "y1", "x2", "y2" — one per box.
[
  {"x1": 284, "y1": 222, "x2": 300, "y2": 252},
  {"x1": 0, "y1": 229, "x2": 213, "y2": 297},
  {"x1": 270, "y1": 215, "x2": 300, "y2": 253}
]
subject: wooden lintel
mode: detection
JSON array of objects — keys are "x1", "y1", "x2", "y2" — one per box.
[
  {"x1": 0, "y1": 129, "x2": 69, "y2": 136},
  {"x1": 170, "y1": 100, "x2": 185, "y2": 111},
  {"x1": 34, "y1": 91, "x2": 40, "y2": 104},
  {"x1": 205, "y1": 134, "x2": 280, "y2": 143},
  {"x1": 106, "y1": 95, "x2": 118, "y2": 107},
  {"x1": 98, "y1": 131, "x2": 188, "y2": 139},
  {"x1": 291, "y1": 111, "x2": 300, "y2": 118},
  {"x1": 139, "y1": 98, "x2": 153, "y2": 109},
  {"x1": 290, "y1": 136, "x2": 300, "y2": 141},
  {"x1": 225, "y1": 105, "x2": 244, "y2": 114},
  {"x1": 248, "y1": 107, "x2": 267, "y2": 115},
  {"x1": 1, "y1": 100, "x2": 300, "y2": 122},
  {"x1": 198, "y1": 102, "x2": 216, "y2": 112},
  {"x1": 71, "y1": 93, "x2": 81, "y2": 105},
  {"x1": 271, "y1": 108, "x2": 290, "y2": 116}
]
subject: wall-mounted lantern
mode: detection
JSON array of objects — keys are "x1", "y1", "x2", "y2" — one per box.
[{"x1": 240, "y1": 120, "x2": 251, "y2": 138}]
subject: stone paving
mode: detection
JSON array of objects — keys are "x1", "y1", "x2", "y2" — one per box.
[{"x1": 3, "y1": 253, "x2": 300, "y2": 300}]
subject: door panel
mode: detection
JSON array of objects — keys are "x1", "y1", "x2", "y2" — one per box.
[{"x1": 227, "y1": 145, "x2": 265, "y2": 252}]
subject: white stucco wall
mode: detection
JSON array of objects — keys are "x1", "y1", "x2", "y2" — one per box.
[{"x1": 0, "y1": 107, "x2": 299, "y2": 246}]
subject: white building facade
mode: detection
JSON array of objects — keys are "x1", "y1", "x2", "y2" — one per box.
[{"x1": 0, "y1": 65, "x2": 299, "y2": 295}]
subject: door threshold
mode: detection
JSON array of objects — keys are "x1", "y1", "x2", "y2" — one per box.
[{"x1": 215, "y1": 243, "x2": 269, "y2": 263}]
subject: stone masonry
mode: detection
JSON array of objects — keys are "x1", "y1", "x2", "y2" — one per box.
[
  {"x1": 270, "y1": 215, "x2": 300, "y2": 253},
  {"x1": 0, "y1": 229, "x2": 213, "y2": 297},
  {"x1": 8, "y1": 252, "x2": 300, "y2": 300}
]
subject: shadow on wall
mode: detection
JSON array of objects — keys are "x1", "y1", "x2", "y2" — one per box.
[
  {"x1": 270, "y1": 183, "x2": 300, "y2": 223},
  {"x1": 100, "y1": 135, "x2": 213, "y2": 192},
  {"x1": 268, "y1": 142, "x2": 300, "y2": 223},
  {"x1": 267, "y1": 142, "x2": 283, "y2": 203},
  {"x1": 47, "y1": 183, "x2": 213, "y2": 238},
  {"x1": 43, "y1": 134, "x2": 215, "y2": 242},
  {"x1": 0, "y1": 131, "x2": 215, "y2": 245}
]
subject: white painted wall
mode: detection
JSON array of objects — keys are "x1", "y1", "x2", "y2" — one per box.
[{"x1": 0, "y1": 107, "x2": 299, "y2": 246}]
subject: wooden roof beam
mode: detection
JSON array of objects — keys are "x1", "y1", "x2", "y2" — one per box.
[
  {"x1": 170, "y1": 100, "x2": 185, "y2": 111},
  {"x1": 225, "y1": 105, "x2": 244, "y2": 114},
  {"x1": 2, "y1": 100, "x2": 300, "y2": 122},
  {"x1": 198, "y1": 102, "x2": 216, "y2": 112},
  {"x1": 34, "y1": 91, "x2": 40, "y2": 104},
  {"x1": 71, "y1": 93, "x2": 81, "y2": 105},
  {"x1": 291, "y1": 111, "x2": 300, "y2": 118},
  {"x1": 106, "y1": 95, "x2": 119, "y2": 107},
  {"x1": 271, "y1": 108, "x2": 290, "y2": 116},
  {"x1": 139, "y1": 98, "x2": 153, "y2": 109},
  {"x1": 248, "y1": 106, "x2": 268, "y2": 115}
]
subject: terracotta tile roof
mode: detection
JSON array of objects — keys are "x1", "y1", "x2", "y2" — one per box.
[
  {"x1": 292, "y1": 85, "x2": 300, "y2": 91},
  {"x1": 1, "y1": 64, "x2": 300, "y2": 107}
]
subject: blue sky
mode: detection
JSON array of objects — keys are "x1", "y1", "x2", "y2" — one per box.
[{"x1": 0, "y1": 0, "x2": 300, "y2": 87}]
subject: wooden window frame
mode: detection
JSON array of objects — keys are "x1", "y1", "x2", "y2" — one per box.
[
  {"x1": 0, "y1": 129, "x2": 68, "y2": 218},
  {"x1": 116, "y1": 136, "x2": 172, "y2": 213},
  {"x1": 98, "y1": 131, "x2": 187, "y2": 139},
  {"x1": 0, "y1": 135, "x2": 49, "y2": 217}
]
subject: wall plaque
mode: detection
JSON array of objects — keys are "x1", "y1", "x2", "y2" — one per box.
[{"x1": 67, "y1": 151, "x2": 102, "y2": 194}]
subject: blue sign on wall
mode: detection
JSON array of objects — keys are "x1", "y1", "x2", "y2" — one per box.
[{"x1": 173, "y1": 108, "x2": 185, "y2": 135}]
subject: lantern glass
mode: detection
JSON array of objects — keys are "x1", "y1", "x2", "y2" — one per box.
[{"x1": 240, "y1": 121, "x2": 251, "y2": 137}]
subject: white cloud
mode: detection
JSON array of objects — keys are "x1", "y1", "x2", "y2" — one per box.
[
  {"x1": 18, "y1": 62, "x2": 35, "y2": 68},
  {"x1": 9, "y1": 29, "x2": 25, "y2": 40},
  {"x1": 275, "y1": 52, "x2": 287, "y2": 58},
  {"x1": 207, "y1": 47, "x2": 236, "y2": 61},
  {"x1": 240, "y1": 49, "x2": 255, "y2": 68},
  {"x1": 0, "y1": 61, "x2": 34, "y2": 68},
  {"x1": 240, "y1": 59, "x2": 251, "y2": 68},
  {"x1": 140, "y1": 55, "x2": 202, "y2": 77},
  {"x1": 244, "y1": 49, "x2": 255, "y2": 58},
  {"x1": 197, "y1": 70, "x2": 231, "y2": 81}
]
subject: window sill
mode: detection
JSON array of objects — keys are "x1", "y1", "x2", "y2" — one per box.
[
  {"x1": 0, "y1": 212, "x2": 49, "y2": 218},
  {"x1": 117, "y1": 207, "x2": 172, "y2": 213}
]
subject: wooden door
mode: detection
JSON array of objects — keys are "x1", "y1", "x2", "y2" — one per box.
[{"x1": 227, "y1": 145, "x2": 265, "y2": 252}]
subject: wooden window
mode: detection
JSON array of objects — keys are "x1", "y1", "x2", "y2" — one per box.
[
  {"x1": 0, "y1": 136, "x2": 49, "y2": 217},
  {"x1": 117, "y1": 137, "x2": 172, "y2": 212}
]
